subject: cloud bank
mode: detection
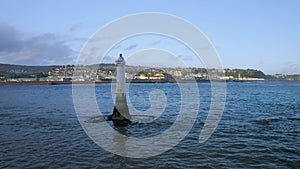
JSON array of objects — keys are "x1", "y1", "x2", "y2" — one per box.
[{"x1": 0, "y1": 22, "x2": 75, "y2": 65}]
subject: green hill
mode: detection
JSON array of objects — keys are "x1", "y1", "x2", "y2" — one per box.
[{"x1": 0, "y1": 63, "x2": 59, "y2": 78}]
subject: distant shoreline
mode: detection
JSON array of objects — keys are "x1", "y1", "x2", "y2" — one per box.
[{"x1": 0, "y1": 79, "x2": 299, "y2": 85}]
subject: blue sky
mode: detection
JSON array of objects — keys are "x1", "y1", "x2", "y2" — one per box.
[{"x1": 0, "y1": 0, "x2": 299, "y2": 74}]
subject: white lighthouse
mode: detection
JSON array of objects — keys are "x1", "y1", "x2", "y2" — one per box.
[
  {"x1": 108, "y1": 54, "x2": 131, "y2": 125},
  {"x1": 116, "y1": 54, "x2": 126, "y2": 95}
]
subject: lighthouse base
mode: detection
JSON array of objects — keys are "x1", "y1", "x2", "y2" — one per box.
[
  {"x1": 107, "y1": 107, "x2": 131, "y2": 126},
  {"x1": 107, "y1": 93, "x2": 131, "y2": 126}
]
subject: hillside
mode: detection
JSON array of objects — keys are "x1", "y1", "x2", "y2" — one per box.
[
  {"x1": 0, "y1": 63, "x2": 299, "y2": 81},
  {"x1": 0, "y1": 63, "x2": 59, "y2": 78}
]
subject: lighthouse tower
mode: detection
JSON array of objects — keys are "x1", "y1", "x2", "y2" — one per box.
[{"x1": 108, "y1": 54, "x2": 131, "y2": 125}]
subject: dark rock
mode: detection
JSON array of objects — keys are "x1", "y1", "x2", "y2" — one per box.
[{"x1": 256, "y1": 119, "x2": 269, "y2": 125}]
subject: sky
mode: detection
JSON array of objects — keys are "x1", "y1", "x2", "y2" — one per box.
[{"x1": 0, "y1": 0, "x2": 299, "y2": 74}]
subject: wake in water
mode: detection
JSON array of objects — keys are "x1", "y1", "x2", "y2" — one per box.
[{"x1": 85, "y1": 114, "x2": 158, "y2": 124}]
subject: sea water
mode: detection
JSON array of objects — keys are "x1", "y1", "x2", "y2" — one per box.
[{"x1": 0, "y1": 82, "x2": 299, "y2": 168}]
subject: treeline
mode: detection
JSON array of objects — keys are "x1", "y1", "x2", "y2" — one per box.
[
  {"x1": 225, "y1": 69, "x2": 267, "y2": 78},
  {"x1": 191, "y1": 68, "x2": 268, "y2": 78}
]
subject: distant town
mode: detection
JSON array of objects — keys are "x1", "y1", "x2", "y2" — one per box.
[{"x1": 0, "y1": 63, "x2": 299, "y2": 85}]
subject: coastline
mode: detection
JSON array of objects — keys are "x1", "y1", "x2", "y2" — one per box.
[{"x1": 0, "y1": 79, "x2": 299, "y2": 85}]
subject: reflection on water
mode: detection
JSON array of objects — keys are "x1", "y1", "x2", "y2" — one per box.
[
  {"x1": 0, "y1": 82, "x2": 299, "y2": 168},
  {"x1": 113, "y1": 126, "x2": 128, "y2": 157}
]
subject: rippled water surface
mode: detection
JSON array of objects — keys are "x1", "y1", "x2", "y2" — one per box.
[{"x1": 0, "y1": 82, "x2": 299, "y2": 168}]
